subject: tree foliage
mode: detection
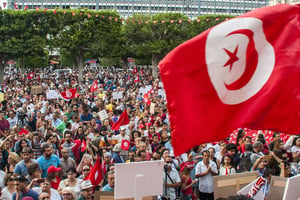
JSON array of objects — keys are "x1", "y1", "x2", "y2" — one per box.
[{"x1": 0, "y1": 9, "x2": 234, "y2": 81}]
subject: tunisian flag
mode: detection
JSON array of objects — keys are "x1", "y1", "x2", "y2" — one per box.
[
  {"x1": 159, "y1": 4, "x2": 300, "y2": 156},
  {"x1": 84, "y1": 156, "x2": 103, "y2": 187},
  {"x1": 60, "y1": 88, "x2": 77, "y2": 100},
  {"x1": 90, "y1": 80, "x2": 98, "y2": 93},
  {"x1": 27, "y1": 72, "x2": 34, "y2": 79},
  {"x1": 121, "y1": 139, "x2": 130, "y2": 151},
  {"x1": 111, "y1": 110, "x2": 130, "y2": 130}
]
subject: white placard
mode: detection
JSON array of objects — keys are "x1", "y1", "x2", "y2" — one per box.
[
  {"x1": 117, "y1": 91, "x2": 123, "y2": 99},
  {"x1": 283, "y1": 174, "x2": 300, "y2": 200},
  {"x1": 98, "y1": 109, "x2": 109, "y2": 121},
  {"x1": 112, "y1": 92, "x2": 118, "y2": 100},
  {"x1": 158, "y1": 89, "x2": 166, "y2": 97},
  {"x1": 145, "y1": 85, "x2": 152, "y2": 92},
  {"x1": 115, "y1": 160, "x2": 164, "y2": 199},
  {"x1": 46, "y1": 90, "x2": 59, "y2": 99},
  {"x1": 159, "y1": 82, "x2": 164, "y2": 88}
]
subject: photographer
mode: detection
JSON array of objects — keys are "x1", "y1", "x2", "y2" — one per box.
[{"x1": 162, "y1": 156, "x2": 181, "y2": 200}]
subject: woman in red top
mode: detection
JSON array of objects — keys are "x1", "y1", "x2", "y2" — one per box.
[
  {"x1": 180, "y1": 163, "x2": 198, "y2": 200},
  {"x1": 47, "y1": 166, "x2": 61, "y2": 190}
]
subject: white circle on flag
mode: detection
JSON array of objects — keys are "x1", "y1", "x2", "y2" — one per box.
[
  {"x1": 205, "y1": 17, "x2": 275, "y2": 105},
  {"x1": 66, "y1": 91, "x2": 72, "y2": 98}
]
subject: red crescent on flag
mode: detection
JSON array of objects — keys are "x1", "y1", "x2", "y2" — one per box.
[{"x1": 224, "y1": 29, "x2": 258, "y2": 91}]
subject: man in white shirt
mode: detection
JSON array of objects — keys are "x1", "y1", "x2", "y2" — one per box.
[
  {"x1": 32, "y1": 179, "x2": 61, "y2": 200},
  {"x1": 195, "y1": 150, "x2": 218, "y2": 200},
  {"x1": 163, "y1": 156, "x2": 181, "y2": 200}
]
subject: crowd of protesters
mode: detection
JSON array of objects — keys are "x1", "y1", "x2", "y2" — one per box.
[{"x1": 0, "y1": 66, "x2": 299, "y2": 200}]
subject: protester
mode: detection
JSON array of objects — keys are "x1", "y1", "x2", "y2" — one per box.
[
  {"x1": 0, "y1": 66, "x2": 298, "y2": 199},
  {"x1": 12, "y1": 176, "x2": 39, "y2": 200}
]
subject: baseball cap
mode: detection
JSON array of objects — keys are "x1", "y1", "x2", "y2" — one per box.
[
  {"x1": 81, "y1": 180, "x2": 94, "y2": 190},
  {"x1": 120, "y1": 126, "x2": 126, "y2": 131},
  {"x1": 47, "y1": 166, "x2": 61, "y2": 174}
]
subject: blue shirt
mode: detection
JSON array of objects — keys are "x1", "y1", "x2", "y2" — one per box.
[
  {"x1": 12, "y1": 189, "x2": 39, "y2": 200},
  {"x1": 102, "y1": 184, "x2": 114, "y2": 191},
  {"x1": 80, "y1": 113, "x2": 93, "y2": 122},
  {"x1": 14, "y1": 159, "x2": 38, "y2": 176},
  {"x1": 37, "y1": 155, "x2": 61, "y2": 178}
]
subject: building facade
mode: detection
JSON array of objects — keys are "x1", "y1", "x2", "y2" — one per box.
[{"x1": 3, "y1": 0, "x2": 274, "y2": 18}]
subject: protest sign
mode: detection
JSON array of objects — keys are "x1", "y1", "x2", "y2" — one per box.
[
  {"x1": 99, "y1": 110, "x2": 109, "y2": 121},
  {"x1": 46, "y1": 90, "x2": 59, "y2": 99}
]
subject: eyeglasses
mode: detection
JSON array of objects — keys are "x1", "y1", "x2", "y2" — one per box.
[
  {"x1": 83, "y1": 169, "x2": 90, "y2": 172},
  {"x1": 166, "y1": 161, "x2": 172, "y2": 164},
  {"x1": 62, "y1": 193, "x2": 72, "y2": 196}
]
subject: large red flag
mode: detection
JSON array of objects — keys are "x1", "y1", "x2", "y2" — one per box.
[
  {"x1": 60, "y1": 88, "x2": 77, "y2": 100},
  {"x1": 111, "y1": 110, "x2": 130, "y2": 130},
  {"x1": 159, "y1": 4, "x2": 300, "y2": 156},
  {"x1": 84, "y1": 156, "x2": 103, "y2": 187},
  {"x1": 90, "y1": 80, "x2": 98, "y2": 93}
]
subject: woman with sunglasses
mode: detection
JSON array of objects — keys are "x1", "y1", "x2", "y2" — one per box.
[
  {"x1": 1, "y1": 173, "x2": 16, "y2": 200},
  {"x1": 61, "y1": 187, "x2": 76, "y2": 200},
  {"x1": 78, "y1": 164, "x2": 90, "y2": 180}
]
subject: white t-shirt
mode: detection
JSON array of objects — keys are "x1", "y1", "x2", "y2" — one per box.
[
  {"x1": 32, "y1": 187, "x2": 62, "y2": 200},
  {"x1": 195, "y1": 160, "x2": 218, "y2": 193},
  {"x1": 1, "y1": 187, "x2": 13, "y2": 200}
]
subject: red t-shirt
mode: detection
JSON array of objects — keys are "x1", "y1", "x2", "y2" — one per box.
[{"x1": 51, "y1": 176, "x2": 61, "y2": 190}]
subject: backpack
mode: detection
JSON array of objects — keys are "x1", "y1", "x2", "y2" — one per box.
[{"x1": 237, "y1": 153, "x2": 252, "y2": 173}]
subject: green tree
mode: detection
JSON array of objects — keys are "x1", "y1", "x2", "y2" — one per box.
[{"x1": 123, "y1": 13, "x2": 191, "y2": 78}]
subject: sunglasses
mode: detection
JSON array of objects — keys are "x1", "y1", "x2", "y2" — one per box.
[
  {"x1": 63, "y1": 193, "x2": 72, "y2": 196},
  {"x1": 83, "y1": 169, "x2": 90, "y2": 172}
]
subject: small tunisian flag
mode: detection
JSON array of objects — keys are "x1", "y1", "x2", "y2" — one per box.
[
  {"x1": 159, "y1": 4, "x2": 300, "y2": 156},
  {"x1": 111, "y1": 110, "x2": 130, "y2": 130},
  {"x1": 27, "y1": 72, "x2": 34, "y2": 79},
  {"x1": 121, "y1": 139, "x2": 130, "y2": 151},
  {"x1": 18, "y1": 128, "x2": 29, "y2": 136},
  {"x1": 84, "y1": 156, "x2": 103, "y2": 187},
  {"x1": 133, "y1": 67, "x2": 137, "y2": 75},
  {"x1": 90, "y1": 80, "x2": 98, "y2": 93},
  {"x1": 134, "y1": 75, "x2": 139, "y2": 83},
  {"x1": 81, "y1": 139, "x2": 87, "y2": 152},
  {"x1": 60, "y1": 88, "x2": 77, "y2": 100},
  {"x1": 143, "y1": 93, "x2": 151, "y2": 106}
]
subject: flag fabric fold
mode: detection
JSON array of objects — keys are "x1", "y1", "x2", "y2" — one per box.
[
  {"x1": 84, "y1": 156, "x2": 103, "y2": 187},
  {"x1": 111, "y1": 110, "x2": 130, "y2": 130},
  {"x1": 159, "y1": 4, "x2": 300, "y2": 156}
]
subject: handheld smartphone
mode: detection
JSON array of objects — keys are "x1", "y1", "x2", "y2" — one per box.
[{"x1": 36, "y1": 179, "x2": 45, "y2": 184}]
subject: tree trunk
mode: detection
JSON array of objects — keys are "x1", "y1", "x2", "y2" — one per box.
[
  {"x1": 76, "y1": 56, "x2": 84, "y2": 84},
  {"x1": 0, "y1": 61, "x2": 5, "y2": 83},
  {"x1": 152, "y1": 54, "x2": 159, "y2": 79}
]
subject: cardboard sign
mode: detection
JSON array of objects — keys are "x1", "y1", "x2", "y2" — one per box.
[
  {"x1": 150, "y1": 103, "x2": 156, "y2": 114},
  {"x1": 46, "y1": 90, "x2": 59, "y2": 99},
  {"x1": 99, "y1": 109, "x2": 109, "y2": 121},
  {"x1": 0, "y1": 93, "x2": 4, "y2": 102},
  {"x1": 31, "y1": 85, "x2": 43, "y2": 95},
  {"x1": 115, "y1": 161, "x2": 163, "y2": 200},
  {"x1": 267, "y1": 176, "x2": 287, "y2": 200},
  {"x1": 214, "y1": 171, "x2": 259, "y2": 199}
]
